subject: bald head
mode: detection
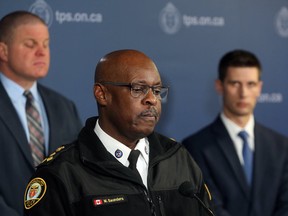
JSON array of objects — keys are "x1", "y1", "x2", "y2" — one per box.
[
  {"x1": 94, "y1": 49, "x2": 159, "y2": 83},
  {"x1": 0, "y1": 11, "x2": 46, "y2": 43},
  {"x1": 93, "y1": 49, "x2": 163, "y2": 146}
]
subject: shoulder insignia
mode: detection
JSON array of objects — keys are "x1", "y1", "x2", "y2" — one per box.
[
  {"x1": 24, "y1": 177, "x2": 47, "y2": 209},
  {"x1": 40, "y1": 145, "x2": 66, "y2": 165},
  {"x1": 204, "y1": 183, "x2": 212, "y2": 201}
]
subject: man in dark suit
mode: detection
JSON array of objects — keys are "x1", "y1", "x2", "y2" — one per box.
[
  {"x1": 183, "y1": 49, "x2": 288, "y2": 216},
  {"x1": 0, "y1": 11, "x2": 82, "y2": 216}
]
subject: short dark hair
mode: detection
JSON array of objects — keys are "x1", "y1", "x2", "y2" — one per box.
[
  {"x1": 218, "y1": 49, "x2": 262, "y2": 81},
  {"x1": 0, "y1": 10, "x2": 46, "y2": 43}
]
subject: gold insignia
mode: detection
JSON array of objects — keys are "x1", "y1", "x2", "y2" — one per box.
[
  {"x1": 24, "y1": 178, "x2": 47, "y2": 209},
  {"x1": 204, "y1": 183, "x2": 212, "y2": 201},
  {"x1": 46, "y1": 156, "x2": 53, "y2": 162},
  {"x1": 56, "y1": 146, "x2": 65, "y2": 152},
  {"x1": 50, "y1": 152, "x2": 56, "y2": 157},
  {"x1": 40, "y1": 145, "x2": 66, "y2": 164}
]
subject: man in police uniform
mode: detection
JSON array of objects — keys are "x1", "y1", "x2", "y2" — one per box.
[{"x1": 24, "y1": 49, "x2": 213, "y2": 216}]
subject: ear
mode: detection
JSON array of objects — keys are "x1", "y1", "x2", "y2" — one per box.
[
  {"x1": 94, "y1": 84, "x2": 108, "y2": 106},
  {"x1": 215, "y1": 79, "x2": 223, "y2": 95},
  {"x1": 0, "y1": 42, "x2": 8, "y2": 62}
]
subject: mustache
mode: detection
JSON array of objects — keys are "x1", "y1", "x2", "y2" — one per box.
[{"x1": 140, "y1": 107, "x2": 160, "y2": 118}]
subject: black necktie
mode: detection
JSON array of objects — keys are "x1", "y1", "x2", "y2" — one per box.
[
  {"x1": 128, "y1": 150, "x2": 141, "y2": 179},
  {"x1": 24, "y1": 90, "x2": 45, "y2": 167},
  {"x1": 238, "y1": 130, "x2": 253, "y2": 185}
]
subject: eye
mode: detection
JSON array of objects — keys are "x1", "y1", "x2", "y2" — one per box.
[
  {"x1": 24, "y1": 40, "x2": 35, "y2": 48},
  {"x1": 247, "y1": 82, "x2": 257, "y2": 88},
  {"x1": 43, "y1": 40, "x2": 50, "y2": 49},
  {"x1": 228, "y1": 81, "x2": 240, "y2": 87},
  {"x1": 131, "y1": 84, "x2": 145, "y2": 93},
  {"x1": 152, "y1": 87, "x2": 162, "y2": 95}
]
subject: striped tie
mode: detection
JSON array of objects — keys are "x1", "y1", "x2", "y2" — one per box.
[{"x1": 24, "y1": 91, "x2": 45, "y2": 167}]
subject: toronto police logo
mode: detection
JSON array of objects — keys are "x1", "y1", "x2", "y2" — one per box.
[
  {"x1": 115, "y1": 149, "x2": 123, "y2": 158},
  {"x1": 24, "y1": 178, "x2": 47, "y2": 209},
  {"x1": 275, "y1": 7, "x2": 288, "y2": 38},
  {"x1": 29, "y1": 0, "x2": 53, "y2": 27},
  {"x1": 159, "y1": 3, "x2": 182, "y2": 34}
]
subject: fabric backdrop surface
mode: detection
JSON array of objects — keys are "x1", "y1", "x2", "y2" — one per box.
[{"x1": 1, "y1": 0, "x2": 287, "y2": 140}]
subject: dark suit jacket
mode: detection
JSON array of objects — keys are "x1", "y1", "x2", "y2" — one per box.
[
  {"x1": 0, "y1": 82, "x2": 83, "y2": 216},
  {"x1": 182, "y1": 116, "x2": 288, "y2": 216}
]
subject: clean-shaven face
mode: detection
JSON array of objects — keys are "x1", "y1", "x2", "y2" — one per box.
[{"x1": 217, "y1": 67, "x2": 262, "y2": 119}]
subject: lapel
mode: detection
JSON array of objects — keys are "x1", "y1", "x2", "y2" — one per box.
[
  {"x1": 0, "y1": 82, "x2": 35, "y2": 168},
  {"x1": 38, "y1": 85, "x2": 58, "y2": 154},
  {"x1": 251, "y1": 123, "x2": 268, "y2": 202},
  {"x1": 211, "y1": 116, "x2": 251, "y2": 198}
]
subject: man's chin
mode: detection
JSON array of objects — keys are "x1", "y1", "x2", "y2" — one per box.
[{"x1": 135, "y1": 127, "x2": 155, "y2": 138}]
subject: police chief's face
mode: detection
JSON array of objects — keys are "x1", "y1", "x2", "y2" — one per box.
[{"x1": 104, "y1": 58, "x2": 162, "y2": 143}]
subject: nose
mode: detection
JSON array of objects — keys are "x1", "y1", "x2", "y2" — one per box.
[
  {"x1": 239, "y1": 84, "x2": 248, "y2": 97},
  {"x1": 143, "y1": 88, "x2": 157, "y2": 105},
  {"x1": 35, "y1": 45, "x2": 48, "y2": 56}
]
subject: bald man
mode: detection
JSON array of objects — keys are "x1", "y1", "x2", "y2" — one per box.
[{"x1": 24, "y1": 50, "x2": 212, "y2": 216}]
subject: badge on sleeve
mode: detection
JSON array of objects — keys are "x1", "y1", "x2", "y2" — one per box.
[{"x1": 24, "y1": 177, "x2": 47, "y2": 209}]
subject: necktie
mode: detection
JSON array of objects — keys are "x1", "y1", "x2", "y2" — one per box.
[
  {"x1": 238, "y1": 131, "x2": 253, "y2": 185},
  {"x1": 24, "y1": 90, "x2": 45, "y2": 167},
  {"x1": 128, "y1": 149, "x2": 141, "y2": 178}
]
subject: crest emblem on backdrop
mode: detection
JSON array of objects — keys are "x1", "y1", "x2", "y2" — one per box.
[
  {"x1": 159, "y1": 3, "x2": 182, "y2": 35},
  {"x1": 275, "y1": 7, "x2": 288, "y2": 38},
  {"x1": 29, "y1": 0, "x2": 53, "y2": 27}
]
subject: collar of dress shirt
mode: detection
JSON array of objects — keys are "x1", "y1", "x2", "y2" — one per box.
[
  {"x1": 94, "y1": 119, "x2": 149, "y2": 166},
  {"x1": 220, "y1": 112, "x2": 255, "y2": 151},
  {"x1": 0, "y1": 73, "x2": 40, "y2": 103}
]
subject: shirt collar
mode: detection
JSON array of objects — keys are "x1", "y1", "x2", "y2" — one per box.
[
  {"x1": 220, "y1": 112, "x2": 255, "y2": 139},
  {"x1": 0, "y1": 73, "x2": 39, "y2": 102},
  {"x1": 94, "y1": 119, "x2": 149, "y2": 166}
]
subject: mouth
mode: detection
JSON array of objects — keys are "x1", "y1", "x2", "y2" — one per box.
[
  {"x1": 237, "y1": 102, "x2": 248, "y2": 108},
  {"x1": 140, "y1": 108, "x2": 159, "y2": 121},
  {"x1": 34, "y1": 61, "x2": 46, "y2": 67}
]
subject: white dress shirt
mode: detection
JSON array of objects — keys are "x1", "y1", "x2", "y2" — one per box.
[
  {"x1": 220, "y1": 112, "x2": 255, "y2": 165},
  {"x1": 94, "y1": 120, "x2": 149, "y2": 187}
]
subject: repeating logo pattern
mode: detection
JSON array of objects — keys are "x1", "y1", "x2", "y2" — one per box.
[
  {"x1": 159, "y1": 2, "x2": 225, "y2": 35},
  {"x1": 275, "y1": 7, "x2": 288, "y2": 38},
  {"x1": 29, "y1": 0, "x2": 53, "y2": 27},
  {"x1": 159, "y1": 3, "x2": 182, "y2": 35}
]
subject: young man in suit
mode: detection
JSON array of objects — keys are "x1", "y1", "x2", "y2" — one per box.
[
  {"x1": 183, "y1": 49, "x2": 288, "y2": 216},
  {"x1": 0, "y1": 11, "x2": 82, "y2": 216}
]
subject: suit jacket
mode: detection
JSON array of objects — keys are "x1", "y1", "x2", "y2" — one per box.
[
  {"x1": 182, "y1": 115, "x2": 288, "y2": 216},
  {"x1": 0, "y1": 82, "x2": 83, "y2": 216}
]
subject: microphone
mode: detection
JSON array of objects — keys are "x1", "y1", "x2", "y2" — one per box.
[{"x1": 178, "y1": 181, "x2": 215, "y2": 216}]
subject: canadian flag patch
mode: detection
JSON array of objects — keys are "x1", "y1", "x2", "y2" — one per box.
[
  {"x1": 92, "y1": 195, "x2": 127, "y2": 207},
  {"x1": 93, "y1": 199, "x2": 103, "y2": 206}
]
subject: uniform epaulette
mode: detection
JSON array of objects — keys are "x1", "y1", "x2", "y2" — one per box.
[{"x1": 37, "y1": 145, "x2": 66, "y2": 167}]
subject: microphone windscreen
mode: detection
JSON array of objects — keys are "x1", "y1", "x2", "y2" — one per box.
[
  {"x1": 179, "y1": 181, "x2": 215, "y2": 216},
  {"x1": 178, "y1": 181, "x2": 194, "y2": 197}
]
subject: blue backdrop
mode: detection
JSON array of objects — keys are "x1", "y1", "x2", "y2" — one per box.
[{"x1": 1, "y1": 0, "x2": 288, "y2": 141}]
